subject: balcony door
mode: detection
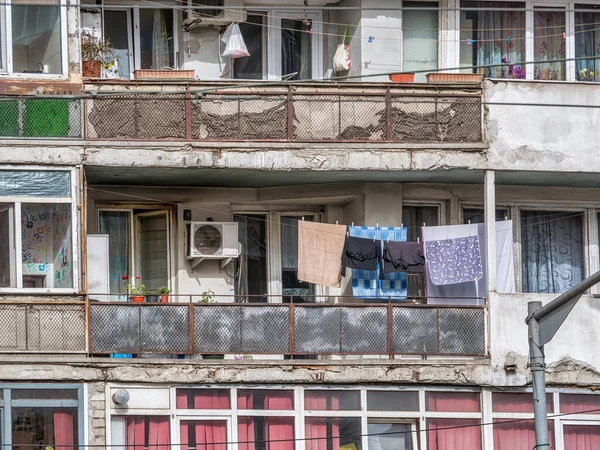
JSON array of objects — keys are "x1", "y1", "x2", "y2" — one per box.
[
  {"x1": 0, "y1": 205, "x2": 15, "y2": 288},
  {"x1": 135, "y1": 211, "x2": 170, "y2": 292},
  {"x1": 103, "y1": 9, "x2": 134, "y2": 78}
]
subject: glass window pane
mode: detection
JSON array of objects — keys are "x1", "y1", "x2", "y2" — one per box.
[
  {"x1": 137, "y1": 213, "x2": 169, "y2": 291},
  {"x1": 460, "y1": 2, "x2": 525, "y2": 78},
  {"x1": 12, "y1": 407, "x2": 78, "y2": 450},
  {"x1": 564, "y1": 425, "x2": 600, "y2": 450},
  {"x1": 139, "y1": 9, "x2": 174, "y2": 69},
  {"x1": 368, "y1": 422, "x2": 414, "y2": 450},
  {"x1": 427, "y1": 419, "x2": 481, "y2": 450},
  {"x1": 234, "y1": 12, "x2": 264, "y2": 80},
  {"x1": 521, "y1": 210, "x2": 584, "y2": 293},
  {"x1": 104, "y1": 10, "x2": 131, "y2": 78},
  {"x1": 0, "y1": 171, "x2": 71, "y2": 197},
  {"x1": 22, "y1": 203, "x2": 73, "y2": 289},
  {"x1": 534, "y1": 8, "x2": 566, "y2": 80},
  {"x1": 281, "y1": 19, "x2": 312, "y2": 80},
  {"x1": 575, "y1": 5, "x2": 600, "y2": 82},
  {"x1": 560, "y1": 393, "x2": 600, "y2": 414},
  {"x1": 99, "y1": 211, "x2": 130, "y2": 298},
  {"x1": 403, "y1": 3, "x2": 438, "y2": 83},
  {"x1": 176, "y1": 389, "x2": 230, "y2": 409},
  {"x1": 182, "y1": 420, "x2": 227, "y2": 450},
  {"x1": 281, "y1": 216, "x2": 313, "y2": 303},
  {"x1": 12, "y1": 389, "x2": 77, "y2": 400},
  {"x1": 305, "y1": 418, "x2": 361, "y2": 450},
  {"x1": 111, "y1": 416, "x2": 170, "y2": 449},
  {"x1": 492, "y1": 392, "x2": 553, "y2": 413},
  {"x1": 237, "y1": 390, "x2": 294, "y2": 410},
  {"x1": 240, "y1": 416, "x2": 294, "y2": 450},
  {"x1": 426, "y1": 392, "x2": 480, "y2": 412},
  {"x1": 304, "y1": 390, "x2": 360, "y2": 411},
  {"x1": 463, "y1": 208, "x2": 509, "y2": 224},
  {"x1": 235, "y1": 214, "x2": 268, "y2": 302},
  {"x1": 0, "y1": 205, "x2": 14, "y2": 287},
  {"x1": 367, "y1": 391, "x2": 418, "y2": 411},
  {"x1": 11, "y1": 2, "x2": 62, "y2": 74},
  {"x1": 493, "y1": 420, "x2": 554, "y2": 450},
  {"x1": 402, "y1": 206, "x2": 438, "y2": 298}
]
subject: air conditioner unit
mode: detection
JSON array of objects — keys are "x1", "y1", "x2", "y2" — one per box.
[
  {"x1": 187, "y1": 222, "x2": 240, "y2": 259},
  {"x1": 186, "y1": 0, "x2": 246, "y2": 28}
]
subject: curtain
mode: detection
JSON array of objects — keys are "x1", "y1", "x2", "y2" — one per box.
[
  {"x1": 194, "y1": 390, "x2": 230, "y2": 409},
  {"x1": 493, "y1": 420, "x2": 554, "y2": 450},
  {"x1": 427, "y1": 419, "x2": 481, "y2": 450},
  {"x1": 534, "y1": 10, "x2": 566, "y2": 80},
  {"x1": 281, "y1": 217, "x2": 299, "y2": 269},
  {"x1": 152, "y1": 9, "x2": 170, "y2": 69},
  {"x1": 564, "y1": 425, "x2": 600, "y2": 450},
  {"x1": 148, "y1": 417, "x2": 170, "y2": 450},
  {"x1": 99, "y1": 211, "x2": 129, "y2": 300},
  {"x1": 126, "y1": 417, "x2": 146, "y2": 450},
  {"x1": 575, "y1": 11, "x2": 600, "y2": 81},
  {"x1": 192, "y1": 421, "x2": 227, "y2": 450},
  {"x1": 426, "y1": 392, "x2": 480, "y2": 412},
  {"x1": 560, "y1": 393, "x2": 600, "y2": 414},
  {"x1": 492, "y1": 392, "x2": 553, "y2": 413},
  {"x1": 53, "y1": 411, "x2": 75, "y2": 450},
  {"x1": 521, "y1": 211, "x2": 584, "y2": 293},
  {"x1": 305, "y1": 393, "x2": 339, "y2": 450},
  {"x1": 238, "y1": 392, "x2": 256, "y2": 450}
]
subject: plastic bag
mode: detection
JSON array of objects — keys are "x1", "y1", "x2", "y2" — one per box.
[
  {"x1": 221, "y1": 23, "x2": 250, "y2": 59},
  {"x1": 332, "y1": 26, "x2": 351, "y2": 72}
]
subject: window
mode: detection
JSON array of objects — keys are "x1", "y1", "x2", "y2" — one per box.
[
  {"x1": 190, "y1": 0, "x2": 224, "y2": 18},
  {"x1": 238, "y1": 390, "x2": 294, "y2": 410},
  {"x1": 427, "y1": 419, "x2": 481, "y2": 450},
  {"x1": 10, "y1": 0, "x2": 63, "y2": 74},
  {"x1": 181, "y1": 419, "x2": 227, "y2": 450},
  {"x1": 460, "y1": 2, "x2": 525, "y2": 78},
  {"x1": 234, "y1": 12, "x2": 265, "y2": 80},
  {"x1": 139, "y1": 9, "x2": 175, "y2": 69},
  {"x1": 426, "y1": 391, "x2": 480, "y2": 412},
  {"x1": 235, "y1": 214, "x2": 267, "y2": 302},
  {"x1": 305, "y1": 391, "x2": 360, "y2": 411},
  {"x1": 403, "y1": 2, "x2": 438, "y2": 82},
  {"x1": 534, "y1": 7, "x2": 566, "y2": 80},
  {"x1": 111, "y1": 416, "x2": 170, "y2": 450},
  {"x1": 176, "y1": 389, "x2": 230, "y2": 409},
  {"x1": 560, "y1": 393, "x2": 600, "y2": 414},
  {"x1": 521, "y1": 210, "x2": 584, "y2": 293},
  {"x1": 99, "y1": 211, "x2": 130, "y2": 299},
  {"x1": 368, "y1": 422, "x2": 416, "y2": 450},
  {"x1": 103, "y1": 10, "x2": 133, "y2": 78},
  {"x1": 563, "y1": 425, "x2": 600, "y2": 450},
  {"x1": 463, "y1": 208, "x2": 509, "y2": 224},
  {"x1": 367, "y1": 391, "x2": 419, "y2": 411},
  {"x1": 281, "y1": 216, "x2": 313, "y2": 303},
  {"x1": 575, "y1": 4, "x2": 600, "y2": 82}
]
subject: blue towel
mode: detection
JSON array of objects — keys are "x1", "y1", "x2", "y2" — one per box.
[{"x1": 348, "y1": 226, "x2": 407, "y2": 300}]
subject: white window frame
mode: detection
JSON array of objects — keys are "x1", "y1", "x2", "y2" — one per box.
[
  {"x1": 0, "y1": 166, "x2": 79, "y2": 293},
  {"x1": 267, "y1": 10, "x2": 323, "y2": 81},
  {"x1": 176, "y1": 416, "x2": 233, "y2": 450},
  {"x1": 102, "y1": 8, "x2": 135, "y2": 79},
  {"x1": 132, "y1": 3, "x2": 180, "y2": 71},
  {"x1": 1, "y1": 0, "x2": 68, "y2": 78}
]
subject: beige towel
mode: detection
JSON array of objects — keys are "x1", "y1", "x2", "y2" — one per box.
[{"x1": 298, "y1": 221, "x2": 347, "y2": 288}]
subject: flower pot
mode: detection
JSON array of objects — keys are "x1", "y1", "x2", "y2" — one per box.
[
  {"x1": 82, "y1": 60, "x2": 102, "y2": 78},
  {"x1": 146, "y1": 294, "x2": 159, "y2": 303},
  {"x1": 389, "y1": 73, "x2": 415, "y2": 82},
  {"x1": 130, "y1": 295, "x2": 145, "y2": 303},
  {"x1": 160, "y1": 294, "x2": 169, "y2": 303},
  {"x1": 133, "y1": 69, "x2": 195, "y2": 80},
  {"x1": 426, "y1": 73, "x2": 484, "y2": 83}
]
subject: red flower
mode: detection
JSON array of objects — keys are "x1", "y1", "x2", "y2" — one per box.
[
  {"x1": 136, "y1": 276, "x2": 141, "y2": 279},
  {"x1": 121, "y1": 275, "x2": 128, "y2": 280}
]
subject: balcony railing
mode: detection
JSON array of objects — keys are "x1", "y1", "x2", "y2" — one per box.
[
  {"x1": 0, "y1": 300, "x2": 486, "y2": 357},
  {"x1": 83, "y1": 89, "x2": 483, "y2": 143}
]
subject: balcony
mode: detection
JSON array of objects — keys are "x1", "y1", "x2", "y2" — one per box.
[{"x1": 0, "y1": 299, "x2": 486, "y2": 358}]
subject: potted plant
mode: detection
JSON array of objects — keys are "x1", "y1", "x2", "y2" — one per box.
[
  {"x1": 199, "y1": 291, "x2": 224, "y2": 359},
  {"x1": 146, "y1": 289, "x2": 160, "y2": 303},
  {"x1": 159, "y1": 286, "x2": 170, "y2": 303},
  {"x1": 81, "y1": 32, "x2": 119, "y2": 78},
  {"x1": 123, "y1": 276, "x2": 146, "y2": 303},
  {"x1": 389, "y1": 73, "x2": 415, "y2": 83}
]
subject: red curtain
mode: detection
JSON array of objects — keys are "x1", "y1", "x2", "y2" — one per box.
[
  {"x1": 561, "y1": 394, "x2": 600, "y2": 415},
  {"x1": 53, "y1": 412, "x2": 75, "y2": 450},
  {"x1": 237, "y1": 392, "x2": 294, "y2": 450},
  {"x1": 427, "y1": 419, "x2": 481, "y2": 450},
  {"x1": 126, "y1": 417, "x2": 146, "y2": 450},
  {"x1": 148, "y1": 417, "x2": 170, "y2": 450},
  {"x1": 426, "y1": 392, "x2": 480, "y2": 412},
  {"x1": 492, "y1": 393, "x2": 553, "y2": 413},
  {"x1": 177, "y1": 390, "x2": 230, "y2": 409},
  {"x1": 564, "y1": 425, "x2": 600, "y2": 450},
  {"x1": 238, "y1": 392, "x2": 255, "y2": 450},
  {"x1": 493, "y1": 420, "x2": 554, "y2": 450},
  {"x1": 305, "y1": 393, "x2": 339, "y2": 450}
]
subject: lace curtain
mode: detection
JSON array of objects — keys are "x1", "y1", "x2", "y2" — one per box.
[
  {"x1": 521, "y1": 211, "x2": 584, "y2": 293},
  {"x1": 534, "y1": 9, "x2": 566, "y2": 80},
  {"x1": 575, "y1": 10, "x2": 600, "y2": 81},
  {"x1": 152, "y1": 9, "x2": 170, "y2": 69}
]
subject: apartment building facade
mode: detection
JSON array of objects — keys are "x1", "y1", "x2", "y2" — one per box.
[{"x1": 0, "y1": 0, "x2": 600, "y2": 450}]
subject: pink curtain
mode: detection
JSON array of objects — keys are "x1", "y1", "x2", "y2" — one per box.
[
  {"x1": 265, "y1": 393, "x2": 294, "y2": 450},
  {"x1": 238, "y1": 392, "x2": 255, "y2": 450},
  {"x1": 564, "y1": 425, "x2": 600, "y2": 450},
  {"x1": 305, "y1": 393, "x2": 339, "y2": 450},
  {"x1": 493, "y1": 420, "x2": 554, "y2": 450},
  {"x1": 177, "y1": 390, "x2": 188, "y2": 409},
  {"x1": 560, "y1": 394, "x2": 600, "y2": 414},
  {"x1": 148, "y1": 417, "x2": 170, "y2": 450},
  {"x1": 53, "y1": 412, "x2": 75, "y2": 450},
  {"x1": 426, "y1": 392, "x2": 480, "y2": 412},
  {"x1": 177, "y1": 390, "x2": 230, "y2": 409},
  {"x1": 427, "y1": 419, "x2": 481, "y2": 450},
  {"x1": 190, "y1": 421, "x2": 227, "y2": 450},
  {"x1": 492, "y1": 393, "x2": 553, "y2": 413},
  {"x1": 126, "y1": 417, "x2": 146, "y2": 450}
]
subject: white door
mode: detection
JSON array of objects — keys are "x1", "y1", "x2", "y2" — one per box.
[
  {"x1": 0, "y1": 205, "x2": 15, "y2": 287},
  {"x1": 135, "y1": 211, "x2": 170, "y2": 292}
]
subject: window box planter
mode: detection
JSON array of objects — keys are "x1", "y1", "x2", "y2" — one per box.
[
  {"x1": 426, "y1": 73, "x2": 484, "y2": 83},
  {"x1": 389, "y1": 73, "x2": 415, "y2": 82},
  {"x1": 133, "y1": 69, "x2": 195, "y2": 80}
]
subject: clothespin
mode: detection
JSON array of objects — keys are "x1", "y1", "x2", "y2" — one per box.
[
  {"x1": 336, "y1": 220, "x2": 339, "y2": 225},
  {"x1": 302, "y1": 216, "x2": 305, "y2": 221},
  {"x1": 423, "y1": 222, "x2": 426, "y2": 227},
  {"x1": 563, "y1": 32, "x2": 566, "y2": 40},
  {"x1": 468, "y1": 220, "x2": 471, "y2": 225},
  {"x1": 401, "y1": 223, "x2": 403, "y2": 228},
  {"x1": 368, "y1": 36, "x2": 374, "y2": 43},
  {"x1": 376, "y1": 223, "x2": 379, "y2": 229},
  {"x1": 417, "y1": 237, "x2": 420, "y2": 244},
  {"x1": 387, "y1": 236, "x2": 390, "y2": 243},
  {"x1": 466, "y1": 39, "x2": 473, "y2": 45},
  {"x1": 505, "y1": 216, "x2": 508, "y2": 221},
  {"x1": 351, "y1": 222, "x2": 354, "y2": 227},
  {"x1": 507, "y1": 35, "x2": 511, "y2": 44},
  {"x1": 306, "y1": 28, "x2": 313, "y2": 35}
]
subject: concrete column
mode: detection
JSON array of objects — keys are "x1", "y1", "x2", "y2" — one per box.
[
  {"x1": 363, "y1": 183, "x2": 403, "y2": 227},
  {"x1": 484, "y1": 170, "x2": 496, "y2": 359}
]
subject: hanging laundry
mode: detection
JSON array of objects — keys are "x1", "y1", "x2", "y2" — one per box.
[
  {"x1": 425, "y1": 235, "x2": 484, "y2": 285},
  {"x1": 491, "y1": 220, "x2": 516, "y2": 294},
  {"x1": 348, "y1": 226, "x2": 407, "y2": 300},
  {"x1": 381, "y1": 241, "x2": 424, "y2": 275},
  {"x1": 298, "y1": 221, "x2": 347, "y2": 288},
  {"x1": 341, "y1": 236, "x2": 380, "y2": 271}
]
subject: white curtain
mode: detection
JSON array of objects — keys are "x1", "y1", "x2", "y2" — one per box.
[{"x1": 152, "y1": 10, "x2": 170, "y2": 69}]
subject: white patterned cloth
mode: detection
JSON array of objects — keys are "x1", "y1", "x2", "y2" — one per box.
[{"x1": 425, "y1": 235, "x2": 484, "y2": 285}]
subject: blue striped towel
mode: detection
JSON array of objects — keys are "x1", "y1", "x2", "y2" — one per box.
[{"x1": 348, "y1": 226, "x2": 408, "y2": 300}]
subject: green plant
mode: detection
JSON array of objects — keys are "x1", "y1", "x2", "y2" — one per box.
[
  {"x1": 159, "y1": 286, "x2": 170, "y2": 295},
  {"x1": 81, "y1": 31, "x2": 119, "y2": 71},
  {"x1": 123, "y1": 276, "x2": 146, "y2": 296},
  {"x1": 200, "y1": 290, "x2": 216, "y2": 303},
  {"x1": 146, "y1": 289, "x2": 159, "y2": 295}
]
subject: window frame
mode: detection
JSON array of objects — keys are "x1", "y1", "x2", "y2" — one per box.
[
  {"x1": 1, "y1": 0, "x2": 68, "y2": 78},
  {"x1": 0, "y1": 166, "x2": 79, "y2": 293},
  {"x1": 132, "y1": 4, "x2": 180, "y2": 72},
  {"x1": 101, "y1": 8, "x2": 135, "y2": 79}
]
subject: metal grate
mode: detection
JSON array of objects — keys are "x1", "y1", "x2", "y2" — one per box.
[
  {"x1": 242, "y1": 306, "x2": 289, "y2": 353},
  {"x1": 194, "y1": 305, "x2": 241, "y2": 353},
  {"x1": 140, "y1": 306, "x2": 189, "y2": 353},
  {"x1": 341, "y1": 307, "x2": 388, "y2": 354},
  {"x1": 0, "y1": 303, "x2": 85, "y2": 353},
  {"x1": 0, "y1": 98, "x2": 82, "y2": 138},
  {"x1": 90, "y1": 304, "x2": 139, "y2": 353},
  {"x1": 294, "y1": 306, "x2": 340, "y2": 354},
  {"x1": 392, "y1": 307, "x2": 439, "y2": 354},
  {"x1": 438, "y1": 308, "x2": 485, "y2": 355}
]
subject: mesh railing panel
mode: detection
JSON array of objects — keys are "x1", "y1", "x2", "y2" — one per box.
[
  {"x1": 390, "y1": 96, "x2": 438, "y2": 142},
  {"x1": 338, "y1": 96, "x2": 386, "y2": 141},
  {"x1": 0, "y1": 98, "x2": 82, "y2": 138},
  {"x1": 294, "y1": 306, "x2": 340, "y2": 354},
  {"x1": 194, "y1": 305, "x2": 241, "y2": 353},
  {"x1": 242, "y1": 306, "x2": 289, "y2": 353},
  {"x1": 90, "y1": 304, "x2": 140, "y2": 353},
  {"x1": 0, "y1": 304, "x2": 85, "y2": 353},
  {"x1": 392, "y1": 307, "x2": 439, "y2": 354},
  {"x1": 140, "y1": 306, "x2": 190, "y2": 353},
  {"x1": 436, "y1": 97, "x2": 482, "y2": 142},
  {"x1": 341, "y1": 307, "x2": 388, "y2": 353},
  {"x1": 439, "y1": 308, "x2": 485, "y2": 355}
]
